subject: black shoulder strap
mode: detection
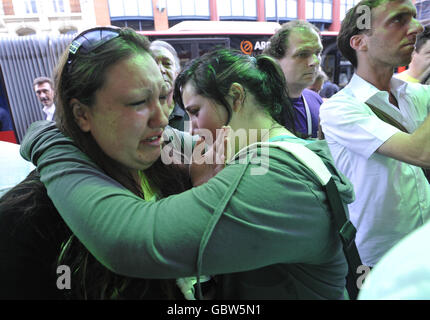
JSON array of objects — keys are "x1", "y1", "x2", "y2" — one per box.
[
  {"x1": 324, "y1": 178, "x2": 362, "y2": 300},
  {"x1": 365, "y1": 102, "x2": 408, "y2": 133}
]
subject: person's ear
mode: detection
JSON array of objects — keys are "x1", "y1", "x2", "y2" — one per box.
[
  {"x1": 228, "y1": 82, "x2": 245, "y2": 112},
  {"x1": 350, "y1": 34, "x2": 368, "y2": 52},
  {"x1": 71, "y1": 98, "x2": 92, "y2": 132}
]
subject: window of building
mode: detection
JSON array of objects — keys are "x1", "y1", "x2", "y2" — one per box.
[
  {"x1": 124, "y1": 0, "x2": 139, "y2": 16},
  {"x1": 306, "y1": 0, "x2": 332, "y2": 21},
  {"x1": 340, "y1": 0, "x2": 358, "y2": 20},
  {"x1": 108, "y1": 0, "x2": 153, "y2": 17},
  {"x1": 218, "y1": 0, "x2": 256, "y2": 19},
  {"x1": 108, "y1": 0, "x2": 124, "y2": 16},
  {"x1": 51, "y1": 0, "x2": 65, "y2": 13},
  {"x1": 13, "y1": 0, "x2": 38, "y2": 15},
  {"x1": 111, "y1": 19, "x2": 155, "y2": 31},
  {"x1": 109, "y1": 0, "x2": 154, "y2": 30},
  {"x1": 27, "y1": 0, "x2": 37, "y2": 14},
  {"x1": 265, "y1": 0, "x2": 297, "y2": 20},
  {"x1": 167, "y1": 0, "x2": 209, "y2": 17}
]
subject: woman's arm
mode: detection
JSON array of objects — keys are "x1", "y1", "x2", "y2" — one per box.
[{"x1": 21, "y1": 121, "x2": 343, "y2": 279}]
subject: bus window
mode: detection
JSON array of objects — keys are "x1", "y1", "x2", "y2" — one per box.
[
  {"x1": 198, "y1": 42, "x2": 229, "y2": 57},
  {"x1": 321, "y1": 35, "x2": 354, "y2": 87},
  {"x1": 167, "y1": 41, "x2": 193, "y2": 69}
]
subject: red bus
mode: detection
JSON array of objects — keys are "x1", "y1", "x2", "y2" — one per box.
[{"x1": 140, "y1": 21, "x2": 353, "y2": 86}]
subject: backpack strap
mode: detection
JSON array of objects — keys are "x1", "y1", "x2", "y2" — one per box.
[
  {"x1": 365, "y1": 102, "x2": 409, "y2": 133},
  {"x1": 230, "y1": 140, "x2": 363, "y2": 299}
]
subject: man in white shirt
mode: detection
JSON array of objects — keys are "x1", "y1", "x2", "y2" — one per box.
[
  {"x1": 33, "y1": 77, "x2": 55, "y2": 121},
  {"x1": 319, "y1": 0, "x2": 430, "y2": 268}
]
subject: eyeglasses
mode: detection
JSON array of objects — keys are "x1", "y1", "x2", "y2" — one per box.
[{"x1": 65, "y1": 27, "x2": 121, "y2": 74}]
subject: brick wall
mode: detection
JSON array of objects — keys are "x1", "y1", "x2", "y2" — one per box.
[
  {"x1": 2, "y1": 0, "x2": 14, "y2": 15},
  {"x1": 69, "y1": 0, "x2": 81, "y2": 13}
]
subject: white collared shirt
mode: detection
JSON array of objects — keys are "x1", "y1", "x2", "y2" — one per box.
[
  {"x1": 43, "y1": 104, "x2": 55, "y2": 121},
  {"x1": 320, "y1": 73, "x2": 430, "y2": 267}
]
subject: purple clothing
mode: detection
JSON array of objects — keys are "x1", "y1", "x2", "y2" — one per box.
[
  {"x1": 320, "y1": 81, "x2": 340, "y2": 99},
  {"x1": 290, "y1": 89, "x2": 323, "y2": 138}
]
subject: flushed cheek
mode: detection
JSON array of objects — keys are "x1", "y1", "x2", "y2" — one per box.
[
  {"x1": 118, "y1": 112, "x2": 148, "y2": 134},
  {"x1": 124, "y1": 128, "x2": 147, "y2": 152},
  {"x1": 103, "y1": 119, "x2": 140, "y2": 154},
  {"x1": 90, "y1": 114, "x2": 118, "y2": 148}
]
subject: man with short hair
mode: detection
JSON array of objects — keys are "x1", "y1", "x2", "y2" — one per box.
[
  {"x1": 319, "y1": 0, "x2": 430, "y2": 268},
  {"x1": 33, "y1": 77, "x2": 55, "y2": 121},
  {"x1": 396, "y1": 26, "x2": 430, "y2": 83},
  {"x1": 264, "y1": 20, "x2": 323, "y2": 138}
]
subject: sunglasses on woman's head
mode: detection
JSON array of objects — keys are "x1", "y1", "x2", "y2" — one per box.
[{"x1": 65, "y1": 27, "x2": 121, "y2": 74}]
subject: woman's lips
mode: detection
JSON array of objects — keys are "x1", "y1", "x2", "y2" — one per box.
[{"x1": 141, "y1": 132, "x2": 164, "y2": 147}]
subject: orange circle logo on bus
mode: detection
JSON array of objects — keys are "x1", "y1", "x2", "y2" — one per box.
[{"x1": 240, "y1": 40, "x2": 253, "y2": 55}]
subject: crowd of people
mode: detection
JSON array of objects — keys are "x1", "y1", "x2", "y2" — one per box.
[{"x1": 0, "y1": 0, "x2": 430, "y2": 300}]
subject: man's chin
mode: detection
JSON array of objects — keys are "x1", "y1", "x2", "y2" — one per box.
[
  {"x1": 300, "y1": 75, "x2": 316, "y2": 87},
  {"x1": 395, "y1": 58, "x2": 412, "y2": 69}
]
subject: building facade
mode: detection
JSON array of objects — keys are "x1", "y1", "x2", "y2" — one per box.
[
  {"x1": 109, "y1": 0, "x2": 359, "y2": 32},
  {"x1": 0, "y1": 0, "x2": 427, "y2": 37},
  {"x1": 0, "y1": 0, "x2": 369, "y2": 36},
  {"x1": 0, "y1": 0, "x2": 110, "y2": 35},
  {"x1": 106, "y1": 0, "x2": 424, "y2": 31}
]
